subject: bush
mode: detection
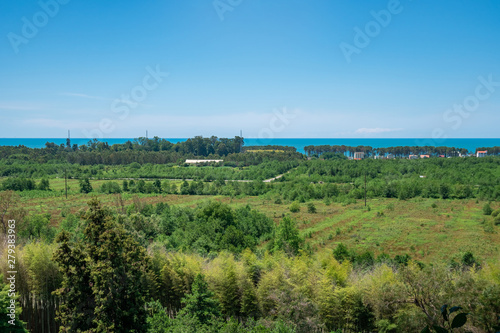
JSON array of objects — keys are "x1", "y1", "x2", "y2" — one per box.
[
  {"x1": 38, "y1": 179, "x2": 51, "y2": 191},
  {"x1": 1, "y1": 177, "x2": 36, "y2": 191},
  {"x1": 307, "y1": 202, "x2": 316, "y2": 214},
  {"x1": 129, "y1": 162, "x2": 141, "y2": 169},
  {"x1": 492, "y1": 209, "x2": 500, "y2": 217},
  {"x1": 289, "y1": 201, "x2": 300, "y2": 213},
  {"x1": 494, "y1": 215, "x2": 500, "y2": 226},
  {"x1": 333, "y1": 243, "x2": 351, "y2": 262},
  {"x1": 483, "y1": 203, "x2": 493, "y2": 215},
  {"x1": 461, "y1": 251, "x2": 479, "y2": 268},
  {"x1": 99, "y1": 181, "x2": 122, "y2": 194}
]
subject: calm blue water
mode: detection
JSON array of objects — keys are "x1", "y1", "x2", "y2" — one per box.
[{"x1": 0, "y1": 138, "x2": 499, "y2": 154}]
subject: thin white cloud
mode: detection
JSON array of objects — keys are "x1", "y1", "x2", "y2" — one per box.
[
  {"x1": 355, "y1": 128, "x2": 404, "y2": 134},
  {"x1": 60, "y1": 92, "x2": 109, "y2": 101},
  {"x1": 0, "y1": 102, "x2": 43, "y2": 111},
  {"x1": 60, "y1": 92, "x2": 154, "y2": 107}
]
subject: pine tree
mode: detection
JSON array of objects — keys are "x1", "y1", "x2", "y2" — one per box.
[
  {"x1": 54, "y1": 199, "x2": 151, "y2": 332},
  {"x1": 53, "y1": 231, "x2": 95, "y2": 332},
  {"x1": 79, "y1": 178, "x2": 93, "y2": 194},
  {"x1": 122, "y1": 180, "x2": 129, "y2": 192},
  {"x1": 178, "y1": 273, "x2": 221, "y2": 325}
]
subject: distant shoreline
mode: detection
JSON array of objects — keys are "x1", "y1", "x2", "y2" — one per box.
[{"x1": 1, "y1": 138, "x2": 500, "y2": 154}]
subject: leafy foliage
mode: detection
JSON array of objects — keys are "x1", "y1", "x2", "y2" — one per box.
[
  {"x1": 53, "y1": 198, "x2": 152, "y2": 332},
  {"x1": 273, "y1": 216, "x2": 303, "y2": 255}
]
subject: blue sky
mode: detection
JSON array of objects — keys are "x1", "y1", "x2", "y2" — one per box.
[{"x1": 1, "y1": 0, "x2": 499, "y2": 139}]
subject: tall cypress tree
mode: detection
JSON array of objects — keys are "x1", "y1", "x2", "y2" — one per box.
[
  {"x1": 53, "y1": 231, "x2": 95, "y2": 332},
  {"x1": 54, "y1": 198, "x2": 151, "y2": 332}
]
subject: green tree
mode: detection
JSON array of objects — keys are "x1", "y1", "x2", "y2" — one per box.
[
  {"x1": 53, "y1": 231, "x2": 95, "y2": 332},
  {"x1": 439, "y1": 183, "x2": 451, "y2": 200},
  {"x1": 137, "y1": 180, "x2": 146, "y2": 193},
  {"x1": 54, "y1": 199, "x2": 151, "y2": 333},
  {"x1": 19, "y1": 213, "x2": 55, "y2": 241},
  {"x1": 177, "y1": 273, "x2": 221, "y2": 326},
  {"x1": 273, "y1": 216, "x2": 303, "y2": 255},
  {"x1": 79, "y1": 178, "x2": 93, "y2": 194},
  {"x1": 333, "y1": 243, "x2": 352, "y2": 263},
  {"x1": 38, "y1": 178, "x2": 51, "y2": 191},
  {"x1": 207, "y1": 253, "x2": 241, "y2": 318},
  {"x1": 180, "y1": 181, "x2": 190, "y2": 195},
  {"x1": 153, "y1": 179, "x2": 162, "y2": 193},
  {"x1": 122, "y1": 180, "x2": 129, "y2": 192},
  {"x1": 146, "y1": 300, "x2": 170, "y2": 332}
]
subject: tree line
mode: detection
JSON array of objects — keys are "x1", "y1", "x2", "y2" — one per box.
[
  {"x1": 3, "y1": 156, "x2": 500, "y2": 201},
  {"x1": 304, "y1": 145, "x2": 500, "y2": 158}
]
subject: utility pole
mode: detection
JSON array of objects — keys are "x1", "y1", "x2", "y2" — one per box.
[
  {"x1": 364, "y1": 170, "x2": 367, "y2": 207},
  {"x1": 65, "y1": 168, "x2": 68, "y2": 199}
]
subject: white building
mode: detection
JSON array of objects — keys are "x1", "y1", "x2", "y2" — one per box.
[
  {"x1": 185, "y1": 159, "x2": 223, "y2": 164},
  {"x1": 476, "y1": 151, "x2": 488, "y2": 158},
  {"x1": 353, "y1": 152, "x2": 365, "y2": 160}
]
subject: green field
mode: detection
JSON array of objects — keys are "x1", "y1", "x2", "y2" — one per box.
[{"x1": 11, "y1": 176, "x2": 499, "y2": 264}]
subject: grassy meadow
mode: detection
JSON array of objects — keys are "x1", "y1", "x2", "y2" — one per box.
[{"x1": 10, "y1": 177, "x2": 499, "y2": 265}]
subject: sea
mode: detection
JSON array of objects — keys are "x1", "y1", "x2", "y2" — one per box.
[{"x1": 0, "y1": 138, "x2": 499, "y2": 154}]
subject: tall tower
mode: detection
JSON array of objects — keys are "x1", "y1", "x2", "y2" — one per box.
[{"x1": 66, "y1": 130, "x2": 71, "y2": 148}]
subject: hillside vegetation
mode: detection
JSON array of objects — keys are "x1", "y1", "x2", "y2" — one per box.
[{"x1": 1, "y1": 138, "x2": 500, "y2": 332}]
